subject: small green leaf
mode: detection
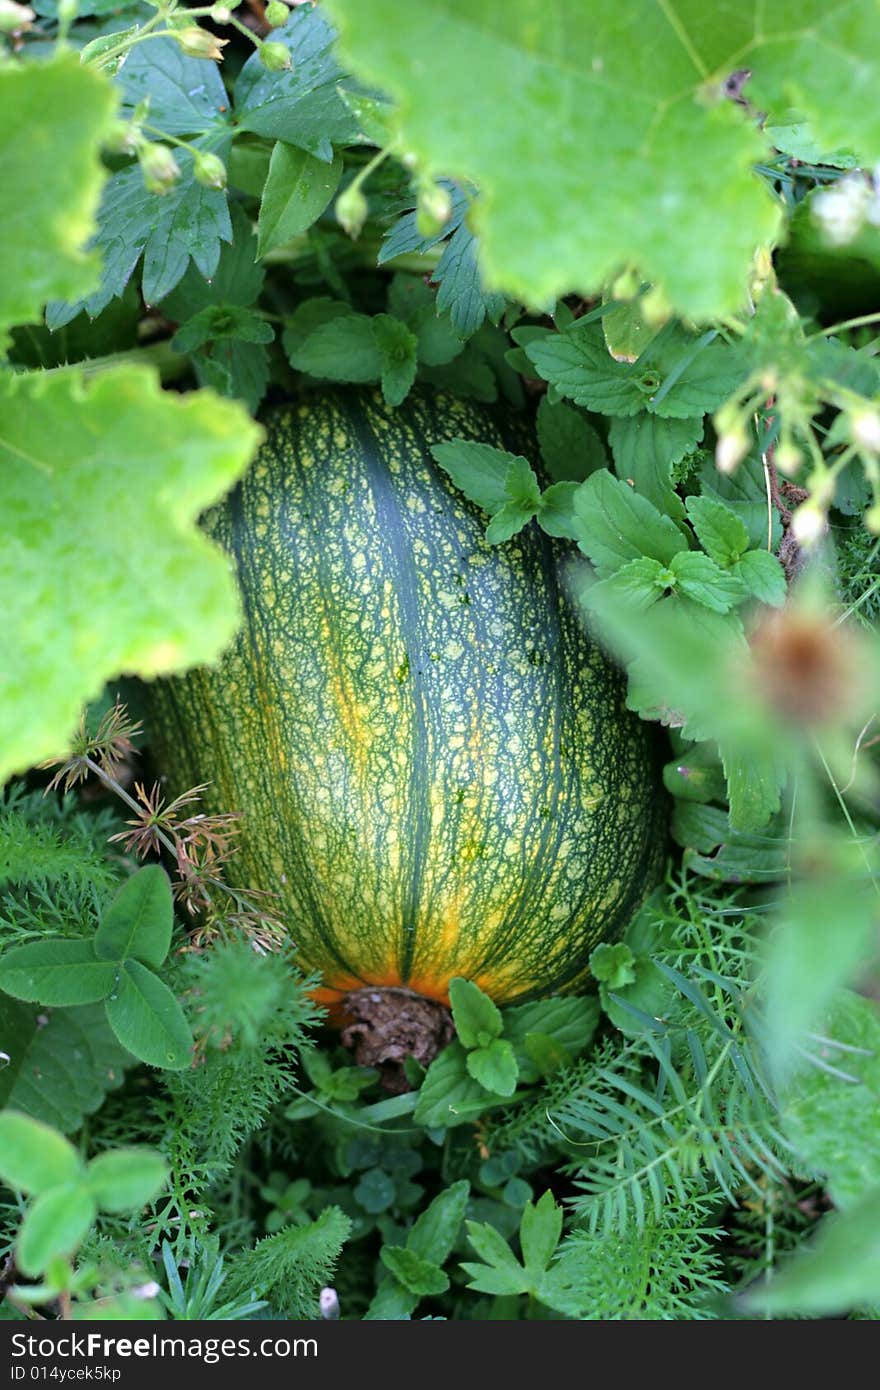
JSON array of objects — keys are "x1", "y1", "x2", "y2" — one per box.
[
  {"x1": 371, "y1": 312, "x2": 419, "y2": 406},
  {"x1": 104, "y1": 960, "x2": 193, "y2": 1071},
  {"x1": 449, "y1": 976, "x2": 503, "y2": 1048},
  {"x1": 461, "y1": 1221, "x2": 528, "y2": 1296},
  {"x1": 94, "y1": 865, "x2": 174, "y2": 969},
  {"x1": 669, "y1": 551, "x2": 747, "y2": 613},
  {"x1": 84, "y1": 1148, "x2": 168, "y2": 1213},
  {"x1": 407, "y1": 1181, "x2": 470, "y2": 1265},
  {"x1": 536, "y1": 481, "x2": 581, "y2": 540},
  {"x1": 414, "y1": 1042, "x2": 492, "y2": 1128},
  {"x1": 572, "y1": 470, "x2": 687, "y2": 577},
  {"x1": 17, "y1": 1187, "x2": 97, "y2": 1278},
  {"x1": 430, "y1": 440, "x2": 521, "y2": 515},
  {"x1": 520, "y1": 1191, "x2": 563, "y2": 1277},
  {"x1": 504, "y1": 995, "x2": 599, "y2": 1083},
  {"x1": 536, "y1": 396, "x2": 607, "y2": 482},
  {"x1": 285, "y1": 312, "x2": 383, "y2": 382},
  {"x1": 608, "y1": 413, "x2": 701, "y2": 521},
  {"x1": 257, "y1": 143, "x2": 342, "y2": 256},
  {"x1": 685, "y1": 495, "x2": 750, "y2": 567},
  {"x1": 584, "y1": 556, "x2": 670, "y2": 612},
  {"x1": 589, "y1": 942, "x2": 636, "y2": 989},
  {"x1": 466, "y1": 1038, "x2": 519, "y2": 1096},
  {"x1": 735, "y1": 548, "x2": 787, "y2": 607},
  {"x1": 353, "y1": 1167, "x2": 396, "y2": 1215},
  {"x1": 485, "y1": 499, "x2": 538, "y2": 544},
  {"x1": 0, "y1": 939, "x2": 117, "y2": 1007},
  {"x1": 380, "y1": 1246, "x2": 449, "y2": 1297},
  {"x1": 0, "y1": 1112, "x2": 83, "y2": 1194}
]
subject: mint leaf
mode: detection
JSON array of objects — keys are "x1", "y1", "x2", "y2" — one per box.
[
  {"x1": 0, "y1": 53, "x2": 115, "y2": 337},
  {"x1": 430, "y1": 440, "x2": 521, "y2": 515},
  {"x1": 466, "y1": 1038, "x2": 519, "y2": 1096},
  {"x1": 669, "y1": 551, "x2": 747, "y2": 613},
  {"x1": 536, "y1": 396, "x2": 607, "y2": 482},
  {"x1": 484, "y1": 458, "x2": 541, "y2": 542},
  {"x1": 584, "y1": 557, "x2": 671, "y2": 612},
  {"x1": 449, "y1": 976, "x2": 503, "y2": 1048},
  {"x1": 380, "y1": 1246, "x2": 449, "y2": 1297},
  {"x1": 286, "y1": 312, "x2": 383, "y2": 382},
  {"x1": 572, "y1": 470, "x2": 687, "y2": 577},
  {"x1": 104, "y1": 960, "x2": 193, "y2": 1071},
  {"x1": 235, "y1": 8, "x2": 357, "y2": 160},
  {"x1": 0, "y1": 366, "x2": 260, "y2": 784},
  {"x1": 387, "y1": 274, "x2": 464, "y2": 366},
  {"x1": 527, "y1": 321, "x2": 642, "y2": 416},
  {"x1": 0, "y1": 1112, "x2": 82, "y2": 1194},
  {"x1": 503, "y1": 996, "x2": 599, "y2": 1083},
  {"x1": 685, "y1": 495, "x2": 750, "y2": 566},
  {"x1": 371, "y1": 312, "x2": 419, "y2": 406},
  {"x1": 94, "y1": 866, "x2": 174, "y2": 970},
  {"x1": 0, "y1": 940, "x2": 116, "y2": 1007},
  {"x1": 407, "y1": 1181, "x2": 470, "y2": 1265},
  {"x1": 257, "y1": 144, "x2": 342, "y2": 256},
  {"x1": 171, "y1": 305, "x2": 274, "y2": 355},
  {"x1": 735, "y1": 548, "x2": 787, "y2": 607},
  {"x1": 536, "y1": 481, "x2": 581, "y2": 541},
  {"x1": 609, "y1": 413, "x2": 702, "y2": 520}
]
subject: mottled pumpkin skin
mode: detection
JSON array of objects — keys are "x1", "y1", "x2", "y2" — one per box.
[{"x1": 150, "y1": 389, "x2": 666, "y2": 1006}]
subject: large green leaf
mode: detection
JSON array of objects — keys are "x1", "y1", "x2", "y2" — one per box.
[
  {"x1": 325, "y1": 1, "x2": 880, "y2": 318},
  {"x1": 0, "y1": 366, "x2": 261, "y2": 783},
  {"x1": 0, "y1": 997, "x2": 129, "y2": 1134},
  {"x1": 0, "y1": 53, "x2": 116, "y2": 338}
]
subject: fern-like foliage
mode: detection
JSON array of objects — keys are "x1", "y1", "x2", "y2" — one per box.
[{"x1": 224, "y1": 1208, "x2": 351, "y2": 1319}]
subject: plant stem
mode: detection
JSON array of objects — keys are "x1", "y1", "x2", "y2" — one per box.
[
  {"x1": 33, "y1": 341, "x2": 190, "y2": 385},
  {"x1": 806, "y1": 310, "x2": 880, "y2": 342}
]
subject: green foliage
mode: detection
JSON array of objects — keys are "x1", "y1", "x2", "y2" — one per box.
[{"x1": 224, "y1": 1208, "x2": 351, "y2": 1319}]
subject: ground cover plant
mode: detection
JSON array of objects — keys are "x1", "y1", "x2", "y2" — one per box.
[{"x1": 1, "y1": 0, "x2": 879, "y2": 1323}]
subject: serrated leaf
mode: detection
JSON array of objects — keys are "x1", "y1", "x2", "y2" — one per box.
[
  {"x1": 85, "y1": 1148, "x2": 168, "y2": 1213},
  {"x1": 536, "y1": 481, "x2": 581, "y2": 541},
  {"x1": 257, "y1": 144, "x2": 342, "y2": 256},
  {"x1": 572, "y1": 470, "x2": 687, "y2": 577},
  {"x1": 589, "y1": 942, "x2": 636, "y2": 990},
  {"x1": 0, "y1": 999, "x2": 129, "y2": 1134},
  {"x1": 449, "y1": 976, "x2": 504, "y2": 1048},
  {"x1": 430, "y1": 440, "x2": 521, "y2": 516},
  {"x1": 117, "y1": 37, "x2": 230, "y2": 136},
  {"x1": 235, "y1": 8, "x2": 357, "y2": 160},
  {"x1": 17, "y1": 1186, "x2": 97, "y2": 1278},
  {"x1": 669, "y1": 551, "x2": 746, "y2": 613},
  {"x1": 685, "y1": 495, "x2": 750, "y2": 566},
  {"x1": 609, "y1": 413, "x2": 702, "y2": 519},
  {"x1": 0, "y1": 53, "x2": 116, "y2": 336},
  {"x1": 0, "y1": 1112, "x2": 82, "y2": 1194},
  {"x1": 466, "y1": 1038, "x2": 518, "y2": 1096},
  {"x1": 0, "y1": 940, "x2": 116, "y2": 1007},
  {"x1": 379, "y1": 1246, "x2": 449, "y2": 1297},
  {"x1": 584, "y1": 557, "x2": 670, "y2": 612},
  {"x1": 371, "y1": 312, "x2": 419, "y2": 406},
  {"x1": 503, "y1": 996, "x2": 599, "y2": 1084},
  {"x1": 536, "y1": 396, "x2": 607, "y2": 482},
  {"x1": 104, "y1": 960, "x2": 193, "y2": 1071},
  {"x1": 322, "y1": 3, "x2": 861, "y2": 317},
  {"x1": 735, "y1": 548, "x2": 787, "y2": 607},
  {"x1": 0, "y1": 366, "x2": 260, "y2": 783},
  {"x1": 94, "y1": 865, "x2": 173, "y2": 970},
  {"x1": 527, "y1": 322, "x2": 642, "y2": 416},
  {"x1": 162, "y1": 203, "x2": 265, "y2": 318},
  {"x1": 387, "y1": 275, "x2": 465, "y2": 366},
  {"x1": 286, "y1": 312, "x2": 382, "y2": 382},
  {"x1": 432, "y1": 224, "x2": 506, "y2": 339}
]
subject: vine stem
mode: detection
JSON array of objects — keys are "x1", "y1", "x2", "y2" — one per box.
[
  {"x1": 33, "y1": 341, "x2": 190, "y2": 384},
  {"x1": 805, "y1": 310, "x2": 880, "y2": 342}
]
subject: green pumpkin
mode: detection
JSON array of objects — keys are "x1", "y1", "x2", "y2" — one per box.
[{"x1": 150, "y1": 389, "x2": 666, "y2": 1008}]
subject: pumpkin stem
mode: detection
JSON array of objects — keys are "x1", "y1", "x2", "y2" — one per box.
[{"x1": 341, "y1": 986, "x2": 454, "y2": 1093}]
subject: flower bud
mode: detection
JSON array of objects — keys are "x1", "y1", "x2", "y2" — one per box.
[
  {"x1": 211, "y1": 5, "x2": 232, "y2": 21},
  {"x1": 715, "y1": 427, "x2": 749, "y2": 474},
  {"x1": 866, "y1": 503, "x2": 880, "y2": 534},
  {"x1": 104, "y1": 120, "x2": 142, "y2": 156},
  {"x1": 790, "y1": 501, "x2": 827, "y2": 545},
  {"x1": 175, "y1": 26, "x2": 228, "y2": 60},
  {"x1": 335, "y1": 182, "x2": 368, "y2": 238},
  {"x1": 193, "y1": 150, "x2": 227, "y2": 189},
  {"x1": 259, "y1": 39, "x2": 292, "y2": 71},
  {"x1": 139, "y1": 142, "x2": 181, "y2": 195},
  {"x1": 415, "y1": 180, "x2": 452, "y2": 239},
  {"x1": 774, "y1": 440, "x2": 803, "y2": 475},
  {"x1": 0, "y1": 0, "x2": 35, "y2": 32},
  {"x1": 851, "y1": 409, "x2": 880, "y2": 456},
  {"x1": 264, "y1": 0, "x2": 289, "y2": 26}
]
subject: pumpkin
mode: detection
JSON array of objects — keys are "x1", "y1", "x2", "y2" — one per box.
[{"x1": 150, "y1": 389, "x2": 665, "y2": 1013}]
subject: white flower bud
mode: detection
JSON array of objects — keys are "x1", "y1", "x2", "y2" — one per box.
[
  {"x1": 790, "y1": 501, "x2": 827, "y2": 545},
  {"x1": 851, "y1": 410, "x2": 880, "y2": 456},
  {"x1": 715, "y1": 427, "x2": 749, "y2": 474}
]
